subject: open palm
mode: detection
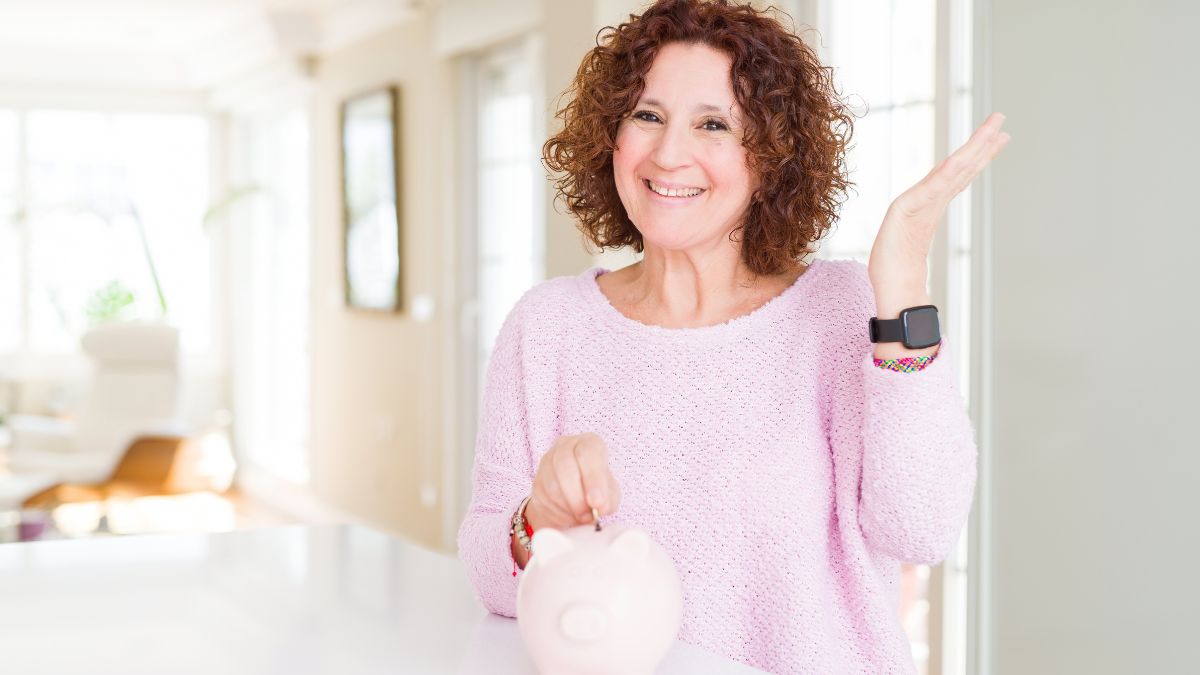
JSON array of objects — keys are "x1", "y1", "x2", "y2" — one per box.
[{"x1": 868, "y1": 112, "x2": 1010, "y2": 287}]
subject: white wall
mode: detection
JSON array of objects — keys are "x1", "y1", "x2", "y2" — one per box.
[{"x1": 987, "y1": 1, "x2": 1200, "y2": 672}]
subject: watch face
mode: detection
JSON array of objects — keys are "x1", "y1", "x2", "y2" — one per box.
[{"x1": 902, "y1": 306, "x2": 940, "y2": 348}]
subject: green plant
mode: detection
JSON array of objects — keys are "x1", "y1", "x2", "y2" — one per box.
[
  {"x1": 85, "y1": 279, "x2": 136, "y2": 325},
  {"x1": 62, "y1": 185, "x2": 263, "y2": 328},
  {"x1": 128, "y1": 205, "x2": 168, "y2": 316},
  {"x1": 202, "y1": 184, "x2": 264, "y2": 226}
]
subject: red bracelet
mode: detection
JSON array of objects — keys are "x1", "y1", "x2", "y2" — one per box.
[
  {"x1": 511, "y1": 497, "x2": 537, "y2": 577},
  {"x1": 512, "y1": 521, "x2": 535, "y2": 577}
]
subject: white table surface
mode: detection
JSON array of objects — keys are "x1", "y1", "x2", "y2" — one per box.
[{"x1": 0, "y1": 524, "x2": 765, "y2": 674}]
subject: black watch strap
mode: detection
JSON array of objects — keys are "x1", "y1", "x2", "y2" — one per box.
[
  {"x1": 869, "y1": 304, "x2": 941, "y2": 349},
  {"x1": 868, "y1": 316, "x2": 905, "y2": 343}
]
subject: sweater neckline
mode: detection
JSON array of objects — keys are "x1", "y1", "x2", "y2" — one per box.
[{"x1": 579, "y1": 258, "x2": 826, "y2": 340}]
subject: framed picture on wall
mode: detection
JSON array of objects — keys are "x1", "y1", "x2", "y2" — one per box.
[{"x1": 340, "y1": 85, "x2": 403, "y2": 312}]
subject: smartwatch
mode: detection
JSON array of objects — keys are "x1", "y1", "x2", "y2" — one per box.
[{"x1": 869, "y1": 305, "x2": 941, "y2": 349}]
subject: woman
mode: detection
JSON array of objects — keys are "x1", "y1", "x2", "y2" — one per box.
[{"x1": 457, "y1": 0, "x2": 1009, "y2": 672}]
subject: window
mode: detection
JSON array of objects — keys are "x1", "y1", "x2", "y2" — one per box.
[
  {"x1": 474, "y1": 38, "x2": 545, "y2": 379},
  {"x1": 940, "y1": 1, "x2": 978, "y2": 672},
  {"x1": 817, "y1": 1, "x2": 976, "y2": 674},
  {"x1": 227, "y1": 109, "x2": 311, "y2": 485},
  {"x1": 0, "y1": 108, "x2": 212, "y2": 357},
  {"x1": 820, "y1": 0, "x2": 936, "y2": 262},
  {"x1": 0, "y1": 110, "x2": 19, "y2": 354},
  {"x1": 454, "y1": 36, "x2": 546, "y2": 532}
]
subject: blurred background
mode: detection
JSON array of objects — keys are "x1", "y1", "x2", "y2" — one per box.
[{"x1": 0, "y1": 1, "x2": 1195, "y2": 674}]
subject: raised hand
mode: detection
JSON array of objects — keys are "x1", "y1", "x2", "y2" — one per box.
[{"x1": 868, "y1": 112, "x2": 1011, "y2": 290}]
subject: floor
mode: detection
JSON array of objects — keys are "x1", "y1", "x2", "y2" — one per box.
[
  {"x1": 225, "y1": 488, "x2": 303, "y2": 529},
  {"x1": 1, "y1": 429, "x2": 302, "y2": 542},
  {"x1": 3, "y1": 486, "x2": 301, "y2": 544}
]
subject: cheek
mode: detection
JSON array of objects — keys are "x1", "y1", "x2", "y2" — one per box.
[
  {"x1": 707, "y1": 149, "x2": 755, "y2": 196},
  {"x1": 612, "y1": 150, "x2": 634, "y2": 203},
  {"x1": 613, "y1": 127, "x2": 644, "y2": 174}
]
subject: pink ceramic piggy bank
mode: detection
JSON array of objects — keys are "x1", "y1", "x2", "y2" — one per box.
[{"x1": 516, "y1": 524, "x2": 682, "y2": 675}]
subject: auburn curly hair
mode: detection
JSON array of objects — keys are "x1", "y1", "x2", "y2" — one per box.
[{"x1": 542, "y1": 0, "x2": 854, "y2": 276}]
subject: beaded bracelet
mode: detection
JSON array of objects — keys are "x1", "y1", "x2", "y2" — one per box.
[
  {"x1": 873, "y1": 352, "x2": 937, "y2": 373},
  {"x1": 510, "y1": 496, "x2": 535, "y2": 577}
]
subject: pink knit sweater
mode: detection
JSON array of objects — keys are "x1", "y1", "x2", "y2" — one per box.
[{"x1": 456, "y1": 258, "x2": 978, "y2": 674}]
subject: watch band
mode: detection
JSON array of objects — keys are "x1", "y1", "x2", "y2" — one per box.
[
  {"x1": 869, "y1": 304, "x2": 940, "y2": 350},
  {"x1": 868, "y1": 316, "x2": 906, "y2": 343}
]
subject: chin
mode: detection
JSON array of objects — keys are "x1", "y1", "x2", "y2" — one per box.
[
  {"x1": 635, "y1": 226, "x2": 687, "y2": 249},
  {"x1": 637, "y1": 221, "x2": 721, "y2": 250}
]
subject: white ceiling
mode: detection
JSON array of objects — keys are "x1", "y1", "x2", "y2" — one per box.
[{"x1": 0, "y1": 0, "x2": 425, "y2": 91}]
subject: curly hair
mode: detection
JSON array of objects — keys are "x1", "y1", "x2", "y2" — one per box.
[{"x1": 542, "y1": 0, "x2": 854, "y2": 276}]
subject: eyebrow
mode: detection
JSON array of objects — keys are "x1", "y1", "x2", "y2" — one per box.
[{"x1": 639, "y1": 98, "x2": 732, "y2": 115}]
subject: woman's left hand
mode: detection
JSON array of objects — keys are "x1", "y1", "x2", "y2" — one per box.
[{"x1": 867, "y1": 112, "x2": 1010, "y2": 292}]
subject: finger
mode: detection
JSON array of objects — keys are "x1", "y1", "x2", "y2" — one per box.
[
  {"x1": 962, "y1": 114, "x2": 1006, "y2": 166},
  {"x1": 959, "y1": 112, "x2": 1006, "y2": 158},
  {"x1": 921, "y1": 115, "x2": 1007, "y2": 202},
  {"x1": 607, "y1": 472, "x2": 622, "y2": 514},
  {"x1": 980, "y1": 111, "x2": 1007, "y2": 132},
  {"x1": 533, "y1": 455, "x2": 571, "y2": 524},
  {"x1": 926, "y1": 137, "x2": 988, "y2": 196},
  {"x1": 551, "y1": 442, "x2": 590, "y2": 521},
  {"x1": 953, "y1": 131, "x2": 1011, "y2": 197},
  {"x1": 534, "y1": 446, "x2": 576, "y2": 524},
  {"x1": 574, "y1": 437, "x2": 613, "y2": 513},
  {"x1": 921, "y1": 118, "x2": 991, "y2": 183},
  {"x1": 971, "y1": 131, "x2": 1011, "y2": 177},
  {"x1": 531, "y1": 479, "x2": 571, "y2": 527}
]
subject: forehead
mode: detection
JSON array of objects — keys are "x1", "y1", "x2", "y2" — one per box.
[{"x1": 641, "y1": 42, "x2": 738, "y2": 112}]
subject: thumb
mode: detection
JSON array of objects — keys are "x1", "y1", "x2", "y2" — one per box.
[{"x1": 594, "y1": 474, "x2": 621, "y2": 515}]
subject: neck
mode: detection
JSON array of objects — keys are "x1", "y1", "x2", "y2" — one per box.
[{"x1": 622, "y1": 245, "x2": 763, "y2": 327}]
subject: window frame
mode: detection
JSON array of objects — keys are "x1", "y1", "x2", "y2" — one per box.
[
  {"x1": 0, "y1": 98, "x2": 223, "y2": 378},
  {"x1": 804, "y1": 0, "x2": 986, "y2": 672},
  {"x1": 451, "y1": 34, "x2": 548, "y2": 545}
]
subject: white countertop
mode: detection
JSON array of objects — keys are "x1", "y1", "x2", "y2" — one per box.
[{"x1": 0, "y1": 524, "x2": 765, "y2": 674}]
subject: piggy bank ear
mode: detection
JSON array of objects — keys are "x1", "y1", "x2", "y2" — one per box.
[
  {"x1": 531, "y1": 528, "x2": 573, "y2": 563},
  {"x1": 608, "y1": 529, "x2": 649, "y2": 563}
]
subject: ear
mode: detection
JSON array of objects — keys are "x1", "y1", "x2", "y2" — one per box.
[
  {"x1": 531, "y1": 528, "x2": 573, "y2": 564},
  {"x1": 608, "y1": 529, "x2": 649, "y2": 563}
]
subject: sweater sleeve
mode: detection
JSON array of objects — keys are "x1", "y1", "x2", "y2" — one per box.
[
  {"x1": 455, "y1": 300, "x2": 536, "y2": 617},
  {"x1": 827, "y1": 262, "x2": 979, "y2": 565}
]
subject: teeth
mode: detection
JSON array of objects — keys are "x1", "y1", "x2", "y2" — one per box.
[{"x1": 647, "y1": 180, "x2": 703, "y2": 198}]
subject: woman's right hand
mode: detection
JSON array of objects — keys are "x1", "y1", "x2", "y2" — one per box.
[{"x1": 525, "y1": 432, "x2": 622, "y2": 531}]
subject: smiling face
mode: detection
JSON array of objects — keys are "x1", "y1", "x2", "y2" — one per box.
[{"x1": 613, "y1": 41, "x2": 757, "y2": 256}]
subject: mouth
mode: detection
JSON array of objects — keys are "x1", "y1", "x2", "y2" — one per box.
[{"x1": 643, "y1": 178, "x2": 706, "y2": 200}]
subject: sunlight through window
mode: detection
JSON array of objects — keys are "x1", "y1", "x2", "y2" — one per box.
[{"x1": 2, "y1": 109, "x2": 211, "y2": 356}]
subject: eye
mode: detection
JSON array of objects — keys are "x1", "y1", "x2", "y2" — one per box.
[
  {"x1": 701, "y1": 118, "x2": 730, "y2": 132},
  {"x1": 631, "y1": 110, "x2": 662, "y2": 124}
]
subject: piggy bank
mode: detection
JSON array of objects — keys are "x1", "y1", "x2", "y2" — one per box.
[{"x1": 516, "y1": 524, "x2": 682, "y2": 675}]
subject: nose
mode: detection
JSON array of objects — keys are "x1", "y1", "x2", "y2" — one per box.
[{"x1": 648, "y1": 120, "x2": 694, "y2": 171}]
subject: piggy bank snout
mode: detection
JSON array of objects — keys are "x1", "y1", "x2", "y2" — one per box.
[
  {"x1": 517, "y1": 525, "x2": 683, "y2": 675},
  {"x1": 558, "y1": 604, "x2": 609, "y2": 642}
]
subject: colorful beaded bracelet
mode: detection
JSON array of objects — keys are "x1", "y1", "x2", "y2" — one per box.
[{"x1": 873, "y1": 352, "x2": 937, "y2": 373}]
